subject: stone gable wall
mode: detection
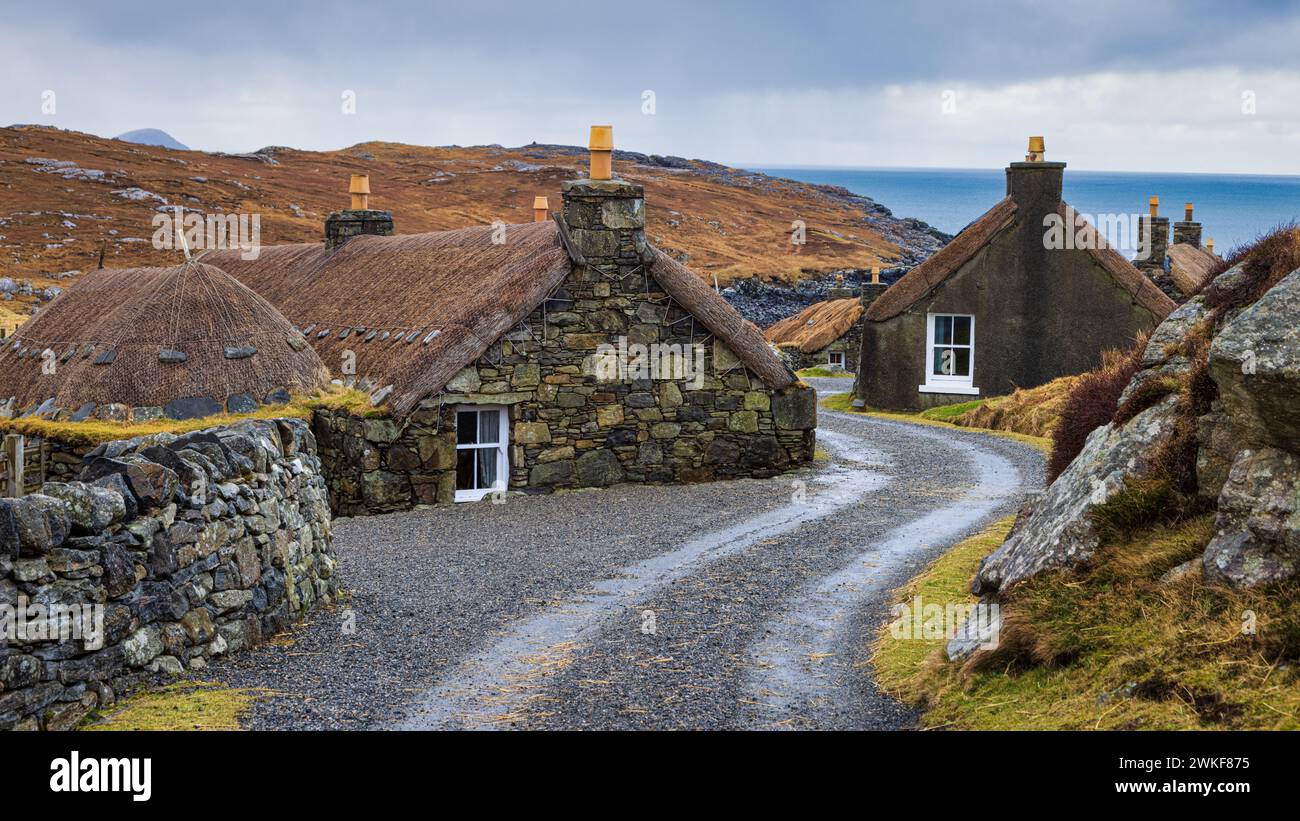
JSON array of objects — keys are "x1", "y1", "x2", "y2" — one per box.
[
  {"x1": 313, "y1": 265, "x2": 817, "y2": 516},
  {"x1": 0, "y1": 418, "x2": 336, "y2": 730}
]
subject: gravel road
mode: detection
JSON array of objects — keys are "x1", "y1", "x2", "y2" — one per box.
[{"x1": 208, "y1": 378, "x2": 1043, "y2": 730}]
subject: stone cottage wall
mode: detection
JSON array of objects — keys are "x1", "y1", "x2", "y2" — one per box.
[
  {"x1": 0, "y1": 418, "x2": 336, "y2": 730},
  {"x1": 311, "y1": 271, "x2": 818, "y2": 516}
]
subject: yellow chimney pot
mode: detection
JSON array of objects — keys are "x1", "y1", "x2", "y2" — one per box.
[
  {"x1": 1184, "y1": 202, "x2": 1194, "y2": 221},
  {"x1": 870, "y1": 265, "x2": 880, "y2": 285},
  {"x1": 1148, "y1": 196, "x2": 1159, "y2": 218},
  {"x1": 533, "y1": 195, "x2": 550, "y2": 222},
  {"x1": 588, "y1": 125, "x2": 613, "y2": 181},
  {"x1": 349, "y1": 174, "x2": 371, "y2": 210},
  {"x1": 1207, "y1": 238, "x2": 1215, "y2": 254},
  {"x1": 1026, "y1": 136, "x2": 1046, "y2": 163}
]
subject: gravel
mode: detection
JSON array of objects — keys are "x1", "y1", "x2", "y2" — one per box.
[{"x1": 207, "y1": 384, "x2": 1044, "y2": 730}]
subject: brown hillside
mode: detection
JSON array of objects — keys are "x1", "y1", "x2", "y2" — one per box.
[{"x1": 0, "y1": 126, "x2": 917, "y2": 323}]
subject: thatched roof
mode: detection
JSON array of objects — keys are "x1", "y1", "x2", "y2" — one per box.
[
  {"x1": 764, "y1": 298, "x2": 863, "y2": 353},
  {"x1": 865, "y1": 198, "x2": 1018, "y2": 321},
  {"x1": 205, "y1": 222, "x2": 793, "y2": 417},
  {"x1": 863, "y1": 198, "x2": 1175, "y2": 322},
  {"x1": 0, "y1": 262, "x2": 330, "y2": 412},
  {"x1": 1167, "y1": 243, "x2": 1220, "y2": 295}
]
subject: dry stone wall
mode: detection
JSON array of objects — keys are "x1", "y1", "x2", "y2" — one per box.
[{"x1": 0, "y1": 418, "x2": 335, "y2": 730}]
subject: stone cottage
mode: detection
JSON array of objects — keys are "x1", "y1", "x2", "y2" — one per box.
[
  {"x1": 205, "y1": 127, "x2": 816, "y2": 514},
  {"x1": 0, "y1": 261, "x2": 330, "y2": 420},
  {"x1": 853, "y1": 137, "x2": 1177, "y2": 411},
  {"x1": 765, "y1": 271, "x2": 890, "y2": 373}
]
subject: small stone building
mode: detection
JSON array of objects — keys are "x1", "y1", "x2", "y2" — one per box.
[
  {"x1": 854, "y1": 138, "x2": 1177, "y2": 411},
  {"x1": 0, "y1": 261, "x2": 330, "y2": 420},
  {"x1": 206, "y1": 129, "x2": 816, "y2": 514},
  {"x1": 764, "y1": 274, "x2": 891, "y2": 373}
]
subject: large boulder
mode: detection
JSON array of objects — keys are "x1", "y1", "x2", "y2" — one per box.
[
  {"x1": 973, "y1": 396, "x2": 1181, "y2": 595},
  {"x1": 1202, "y1": 447, "x2": 1300, "y2": 588},
  {"x1": 1209, "y1": 268, "x2": 1300, "y2": 449}
]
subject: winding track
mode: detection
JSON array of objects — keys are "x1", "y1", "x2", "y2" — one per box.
[{"x1": 210, "y1": 379, "x2": 1042, "y2": 730}]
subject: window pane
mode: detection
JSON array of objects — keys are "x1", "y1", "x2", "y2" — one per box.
[
  {"x1": 952, "y1": 316, "x2": 972, "y2": 346},
  {"x1": 476, "y1": 448, "x2": 498, "y2": 489},
  {"x1": 456, "y1": 448, "x2": 475, "y2": 489},
  {"x1": 933, "y1": 316, "x2": 952, "y2": 345},
  {"x1": 954, "y1": 348, "x2": 971, "y2": 376},
  {"x1": 477, "y1": 410, "x2": 500, "y2": 444},
  {"x1": 932, "y1": 347, "x2": 952, "y2": 376},
  {"x1": 456, "y1": 411, "x2": 477, "y2": 445}
]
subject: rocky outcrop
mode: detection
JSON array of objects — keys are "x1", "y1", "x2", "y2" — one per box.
[
  {"x1": 965, "y1": 262, "x2": 1300, "y2": 605},
  {"x1": 0, "y1": 418, "x2": 335, "y2": 730},
  {"x1": 972, "y1": 396, "x2": 1181, "y2": 595}
]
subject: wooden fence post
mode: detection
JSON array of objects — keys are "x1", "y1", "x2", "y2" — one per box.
[{"x1": 3, "y1": 434, "x2": 23, "y2": 498}]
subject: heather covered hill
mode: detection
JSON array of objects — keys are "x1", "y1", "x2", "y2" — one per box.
[{"x1": 0, "y1": 125, "x2": 945, "y2": 323}]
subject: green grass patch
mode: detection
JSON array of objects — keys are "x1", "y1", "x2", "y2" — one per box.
[
  {"x1": 820, "y1": 392, "x2": 1051, "y2": 454},
  {"x1": 83, "y1": 681, "x2": 259, "y2": 731},
  {"x1": 871, "y1": 516, "x2": 1015, "y2": 704},
  {"x1": 873, "y1": 514, "x2": 1300, "y2": 730},
  {"x1": 796, "y1": 366, "x2": 853, "y2": 378},
  {"x1": 918, "y1": 399, "x2": 984, "y2": 422}
]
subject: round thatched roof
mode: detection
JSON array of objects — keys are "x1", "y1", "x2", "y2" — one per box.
[{"x1": 0, "y1": 261, "x2": 330, "y2": 419}]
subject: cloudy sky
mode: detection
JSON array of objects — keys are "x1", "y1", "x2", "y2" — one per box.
[{"x1": 5, "y1": 0, "x2": 1300, "y2": 173}]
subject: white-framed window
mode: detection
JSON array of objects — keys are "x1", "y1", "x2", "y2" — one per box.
[
  {"x1": 454, "y1": 405, "x2": 509, "y2": 502},
  {"x1": 827, "y1": 350, "x2": 846, "y2": 369},
  {"x1": 919, "y1": 314, "x2": 978, "y2": 395}
]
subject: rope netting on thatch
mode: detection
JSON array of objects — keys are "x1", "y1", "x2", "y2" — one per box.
[
  {"x1": 205, "y1": 221, "x2": 574, "y2": 416},
  {"x1": 764, "y1": 297, "x2": 863, "y2": 353},
  {"x1": 0, "y1": 262, "x2": 330, "y2": 410}
]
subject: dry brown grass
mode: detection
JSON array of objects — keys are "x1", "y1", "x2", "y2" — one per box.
[
  {"x1": 1046, "y1": 337, "x2": 1148, "y2": 483},
  {"x1": 1203, "y1": 223, "x2": 1300, "y2": 313},
  {"x1": 0, "y1": 125, "x2": 899, "y2": 290},
  {"x1": 949, "y1": 375, "x2": 1078, "y2": 438}
]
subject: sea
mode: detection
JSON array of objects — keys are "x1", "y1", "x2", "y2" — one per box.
[{"x1": 751, "y1": 166, "x2": 1300, "y2": 259}]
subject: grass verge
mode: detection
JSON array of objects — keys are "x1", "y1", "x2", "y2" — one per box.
[
  {"x1": 873, "y1": 514, "x2": 1300, "y2": 729},
  {"x1": 83, "y1": 681, "x2": 258, "y2": 731},
  {"x1": 0, "y1": 386, "x2": 379, "y2": 446},
  {"x1": 820, "y1": 392, "x2": 1051, "y2": 454}
]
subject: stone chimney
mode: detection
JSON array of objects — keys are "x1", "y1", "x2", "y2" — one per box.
[
  {"x1": 1172, "y1": 201, "x2": 1203, "y2": 247},
  {"x1": 324, "y1": 174, "x2": 394, "y2": 251},
  {"x1": 860, "y1": 265, "x2": 889, "y2": 311},
  {"x1": 560, "y1": 125, "x2": 650, "y2": 268},
  {"x1": 828, "y1": 273, "x2": 858, "y2": 299},
  {"x1": 1137, "y1": 196, "x2": 1169, "y2": 271},
  {"x1": 1006, "y1": 135, "x2": 1064, "y2": 216}
]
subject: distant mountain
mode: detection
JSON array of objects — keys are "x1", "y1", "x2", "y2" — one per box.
[{"x1": 114, "y1": 128, "x2": 188, "y2": 151}]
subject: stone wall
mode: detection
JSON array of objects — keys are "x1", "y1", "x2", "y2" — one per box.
[{"x1": 0, "y1": 418, "x2": 336, "y2": 730}]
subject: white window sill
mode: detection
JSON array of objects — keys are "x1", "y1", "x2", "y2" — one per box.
[
  {"x1": 918, "y1": 383, "x2": 980, "y2": 396},
  {"x1": 455, "y1": 484, "x2": 505, "y2": 503}
]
